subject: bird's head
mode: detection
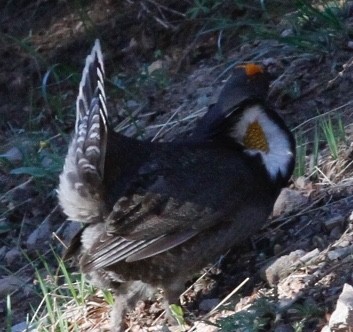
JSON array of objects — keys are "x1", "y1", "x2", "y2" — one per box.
[{"x1": 194, "y1": 63, "x2": 295, "y2": 185}]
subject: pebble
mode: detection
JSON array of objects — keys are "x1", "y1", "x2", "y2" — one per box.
[
  {"x1": 327, "y1": 245, "x2": 353, "y2": 261},
  {"x1": 324, "y1": 215, "x2": 344, "y2": 231},
  {"x1": 199, "y1": 298, "x2": 220, "y2": 311},
  {"x1": 273, "y1": 188, "x2": 308, "y2": 217},
  {"x1": 274, "y1": 324, "x2": 295, "y2": 332},
  {"x1": 26, "y1": 217, "x2": 52, "y2": 253},
  {"x1": 11, "y1": 322, "x2": 34, "y2": 332},
  {"x1": 0, "y1": 276, "x2": 23, "y2": 298},
  {"x1": 5, "y1": 247, "x2": 21, "y2": 266}
]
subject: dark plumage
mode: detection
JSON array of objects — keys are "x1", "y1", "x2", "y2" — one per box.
[{"x1": 58, "y1": 40, "x2": 295, "y2": 331}]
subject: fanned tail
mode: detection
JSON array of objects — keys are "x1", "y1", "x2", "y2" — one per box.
[{"x1": 58, "y1": 39, "x2": 107, "y2": 223}]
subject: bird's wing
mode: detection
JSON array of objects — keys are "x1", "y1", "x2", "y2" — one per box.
[{"x1": 80, "y1": 190, "x2": 226, "y2": 270}]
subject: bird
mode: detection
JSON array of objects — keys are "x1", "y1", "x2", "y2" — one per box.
[{"x1": 58, "y1": 39, "x2": 295, "y2": 331}]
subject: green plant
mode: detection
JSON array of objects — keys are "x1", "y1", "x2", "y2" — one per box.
[
  {"x1": 9, "y1": 134, "x2": 65, "y2": 179},
  {"x1": 170, "y1": 304, "x2": 187, "y2": 331},
  {"x1": 294, "y1": 129, "x2": 308, "y2": 177},
  {"x1": 186, "y1": 0, "x2": 223, "y2": 19},
  {"x1": 293, "y1": 111, "x2": 347, "y2": 178},
  {"x1": 217, "y1": 297, "x2": 275, "y2": 331},
  {"x1": 30, "y1": 250, "x2": 106, "y2": 331},
  {"x1": 320, "y1": 113, "x2": 346, "y2": 160},
  {"x1": 277, "y1": 0, "x2": 349, "y2": 52},
  {"x1": 290, "y1": 302, "x2": 323, "y2": 332}
]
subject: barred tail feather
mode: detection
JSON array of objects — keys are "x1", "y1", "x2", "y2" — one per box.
[{"x1": 58, "y1": 39, "x2": 107, "y2": 223}]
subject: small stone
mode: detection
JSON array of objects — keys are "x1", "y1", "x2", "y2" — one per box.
[
  {"x1": 294, "y1": 176, "x2": 309, "y2": 189},
  {"x1": 329, "y1": 226, "x2": 342, "y2": 240},
  {"x1": 274, "y1": 324, "x2": 295, "y2": 332},
  {"x1": 5, "y1": 247, "x2": 21, "y2": 266},
  {"x1": 0, "y1": 146, "x2": 22, "y2": 162},
  {"x1": 26, "y1": 217, "x2": 52, "y2": 253},
  {"x1": 61, "y1": 221, "x2": 82, "y2": 245},
  {"x1": 148, "y1": 60, "x2": 166, "y2": 74},
  {"x1": 0, "y1": 276, "x2": 23, "y2": 297},
  {"x1": 324, "y1": 215, "x2": 344, "y2": 231},
  {"x1": 196, "y1": 95, "x2": 209, "y2": 108},
  {"x1": 281, "y1": 28, "x2": 294, "y2": 37},
  {"x1": 299, "y1": 248, "x2": 320, "y2": 264},
  {"x1": 11, "y1": 322, "x2": 34, "y2": 332},
  {"x1": 329, "y1": 283, "x2": 353, "y2": 330},
  {"x1": 273, "y1": 243, "x2": 282, "y2": 256},
  {"x1": 347, "y1": 41, "x2": 353, "y2": 49},
  {"x1": 273, "y1": 188, "x2": 308, "y2": 217},
  {"x1": 199, "y1": 298, "x2": 220, "y2": 311},
  {"x1": 261, "y1": 250, "x2": 306, "y2": 286},
  {"x1": 327, "y1": 245, "x2": 353, "y2": 261},
  {"x1": 126, "y1": 100, "x2": 139, "y2": 109}
]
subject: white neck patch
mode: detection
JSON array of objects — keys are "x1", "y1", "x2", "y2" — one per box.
[{"x1": 231, "y1": 105, "x2": 294, "y2": 180}]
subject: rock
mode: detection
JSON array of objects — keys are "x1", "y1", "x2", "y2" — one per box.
[
  {"x1": 329, "y1": 283, "x2": 353, "y2": 330},
  {"x1": 273, "y1": 188, "x2": 308, "y2": 217},
  {"x1": 329, "y1": 226, "x2": 342, "y2": 240},
  {"x1": 199, "y1": 298, "x2": 220, "y2": 311},
  {"x1": 11, "y1": 322, "x2": 34, "y2": 332},
  {"x1": 0, "y1": 276, "x2": 23, "y2": 298},
  {"x1": 321, "y1": 325, "x2": 331, "y2": 332},
  {"x1": 261, "y1": 250, "x2": 306, "y2": 286},
  {"x1": 299, "y1": 248, "x2": 320, "y2": 264},
  {"x1": 281, "y1": 28, "x2": 294, "y2": 38},
  {"x1": 0, "y1": 146, "x2": 22, "y2": 162},
  {"x1": 26, "y1": 217, "x2": 52, "y2": 253},
  {"x1": 324, "y1": 215, "x2": 344, "y2": 231},
  {"x1": 327, "y1": 245, "x2": 353, "y2": 261},
  {"x1": 277, "y1": 274, "x2": 313, "y2": 305},
  {"x1": 5, "y1": 248, "x2": 21, "y2": 266},
  {"x1": 61, "y1": 221, "x2": 82, "y2": 245},
  {"x1": 126, "y1": 99, "x2": 139, "y2": 109},
  {"x1": 274, "y1": 324, "x2": 295, "y2": 332},
  {"x1": 148, "y1": 60, "x2": 168, "y2": 74}
]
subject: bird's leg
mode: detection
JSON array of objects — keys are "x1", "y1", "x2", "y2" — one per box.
[
  {"x1": 163, "y1": 279, "x2": 186, "y2": 326},
  {"x1": 111, "y1": 281, "x2": 155, "y2": 332},
  {"x1": 111, "y1": 291, "x2": 128, "y2": 332}
]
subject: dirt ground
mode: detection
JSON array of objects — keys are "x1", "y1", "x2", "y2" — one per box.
[{"x1": 2, "y1": 1, "x2": 353, "y2": 331}]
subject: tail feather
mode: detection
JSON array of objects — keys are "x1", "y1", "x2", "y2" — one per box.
[
  {"x1": 58, "y1": 39, "x2": 107, "y2": 223},
  {"x1": 76, "y1": 39, "x2": 107, "y2": 182}
]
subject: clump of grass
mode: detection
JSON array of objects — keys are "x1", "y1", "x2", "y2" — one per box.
[
  {"x1": 294, "y1": 129, "x2": 308, "y2": 178},
  {"x1": 277, "y1": 0, "x2": 350, "y2": 52},
  {"x1": 293, "y1": 111, "x2": 348, "y2": 180},
  {"x1": 290, "y1": 301, "x2": 323, "y2": 332},
  {"x1": 320, "y1": 113, "x2": 346, "y2": 160},
  {"x1": 30, "y1": 249, "x2": 112, "y2": 331}
]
